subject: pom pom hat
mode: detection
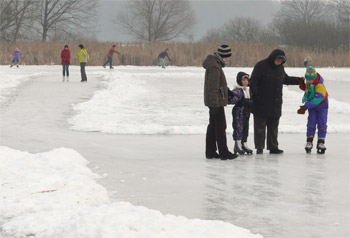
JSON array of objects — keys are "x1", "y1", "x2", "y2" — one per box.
[{"x1": 305, "y1": 66, "x2": 317, "y2": 81}]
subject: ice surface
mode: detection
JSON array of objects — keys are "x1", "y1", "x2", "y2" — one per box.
[{"x1": 0, "y1": 65, "x2": 349, "y2": 238}]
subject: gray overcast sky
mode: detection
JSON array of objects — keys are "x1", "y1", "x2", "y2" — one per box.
[{"x1": 96, "y1": 0, "x2": 280, "y2": 42}]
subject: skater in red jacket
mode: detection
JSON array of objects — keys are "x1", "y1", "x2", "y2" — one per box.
[
  {"x1": 61, "y1": 45, "x2": 71, "y2": 82},
  {"x1": 103, "y1": 45, "x2": 120, "y2": 69}
]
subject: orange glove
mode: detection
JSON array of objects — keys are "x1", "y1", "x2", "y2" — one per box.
[{"x1": 297, "y1": 105, "x2": 306, "y2": 114}]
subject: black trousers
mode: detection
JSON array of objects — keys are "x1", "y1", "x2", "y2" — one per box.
[
  {"x1": 253, "y1": 114, "x2": 280, "y2": 150},
  {"x1": 206, "y1": 107, "x2": 229, "y2": 156},
  {"x1": 80, "y1": 62, "x2": 87, "y2": 81}
]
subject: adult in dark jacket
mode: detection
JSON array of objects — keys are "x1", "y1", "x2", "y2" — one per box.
[
  {"x1": 250, "y1": 49, "x2": 304, "y2": 154},
  {"x1": 158, "y1": 48, "x2": 171, "y2": 69},
  {"x1": 203, "y1": 45, "x2": 237, "y2": 160},
  {"x1": 61, "y1": 45, "x2": 70, "y2": 82}
]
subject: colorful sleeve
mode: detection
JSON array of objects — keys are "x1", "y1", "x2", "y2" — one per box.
[
  {"x1": 304, "y1": 83, "x2": 327, "y2": 109},
  {"x1": 229, "y1": 88, "x2": 243, "y2": 105}
]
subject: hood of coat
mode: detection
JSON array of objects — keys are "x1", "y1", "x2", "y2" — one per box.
[
  {"x1": 202, "y1": 54, "x2": 222, "y2": 69},
  {"x1": 236, "y1": 71, "x2": 249, "y2": 86},
  {"x1": 267, "y1": 49, "x2": 286, "y2": 67}
]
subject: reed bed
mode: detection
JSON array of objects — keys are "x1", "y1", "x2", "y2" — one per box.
[{"x1": 1, "y1": 41, "x2": 349, "y2": 67}]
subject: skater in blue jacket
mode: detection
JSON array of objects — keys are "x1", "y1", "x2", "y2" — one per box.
[{"x1": 10, "y1": 48, "x2": 23, "y2": 68}]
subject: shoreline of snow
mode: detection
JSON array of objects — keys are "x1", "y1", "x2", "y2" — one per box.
[{"x1": 0, "y1": 146, "x2": 263, "y2": 238}]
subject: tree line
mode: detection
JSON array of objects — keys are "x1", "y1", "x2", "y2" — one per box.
[
  {"x1": 1, "y1": 0, "x2": 349, "y2": 52},
  {"x1": 201, "y1": 0, "x2": 349, "y2": 51}
]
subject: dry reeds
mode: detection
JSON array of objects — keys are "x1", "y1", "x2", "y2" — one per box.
[{"x1": 1, "y1": 41, "x2": 349, "y2": 67}]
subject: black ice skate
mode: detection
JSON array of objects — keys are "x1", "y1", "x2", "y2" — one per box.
[
  {"x1": 242, "y1": 142, "x2": 253, "y2": 155},
  {"x1": 305, "y1": 142, "x2": 313, "y2": 153},
  {"x1": 234, "y1": 140, "x2": 245, "y2": 155},
  {"x1": 317, "y1": 142, "x2": 326, "y2": 154}
]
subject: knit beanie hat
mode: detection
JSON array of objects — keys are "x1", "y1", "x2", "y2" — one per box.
[
  {"x1": 305, "y1": 66, "x2": 317, "y2": 80},
  {"x1": 217, "y1": 45, "x2": 231, "y2": 58}
]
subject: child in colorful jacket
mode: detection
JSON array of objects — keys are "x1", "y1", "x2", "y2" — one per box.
[
  {"x1": 228, "y1": 72, "x2": 253, "y2": 155},
  {"x1": 10, "y1": 48, "x2": 23, "y2": 68},
  {"x1": 297, "y1": 66, "x2": 328, "y2": 154}
]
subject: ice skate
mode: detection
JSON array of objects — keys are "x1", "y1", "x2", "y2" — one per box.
[
  {"x1": 234, "y1": 140, "x2": 245, "y2": 155},
  {"x1": 16, "y1": 65, "x2": 19, "y2": 68},
  {"x1": 305, "y1": 142, "x2": 313, "y2": 153},
  {"x1": 67, "y1": 77, "x2": 69, "y2": 82},
  {"x1": 317, "y1": 143, "x2": 326, "y2": 154},
  {"x1": 242, "y1": 142, "x2": 253, "y2": 154},
  {"x1": 62, "y1": 76, "x2": 65, "y2": 82},
  {"x1": 10, "y1": 64, "x2": 13, "y2": 68}
]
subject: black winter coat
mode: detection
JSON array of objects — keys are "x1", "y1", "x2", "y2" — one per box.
[{"x1": 250, "y1": 49, "x2": 302, "y2": 118}]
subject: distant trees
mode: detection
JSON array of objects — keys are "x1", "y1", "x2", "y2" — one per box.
[
  {"x1": 0, "y1": 0, "x2": 99, "y2": 42},
  {"x1": 201, "y1": 0, "x2": 349, "y2": 51},
  {"x1": 114, "y1": 0, "x2": 195, "y2": 42}
]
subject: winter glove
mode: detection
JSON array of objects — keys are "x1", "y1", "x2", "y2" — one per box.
[
  {"x1": 296, "y1": 77, "x2": 305, "y2": 86},
  {"x1": 209, "y1": 107, "x2": 220, "y2": 116},
  {"x1": 297, "y1": 105, "x2": 306, "y2": 114}
]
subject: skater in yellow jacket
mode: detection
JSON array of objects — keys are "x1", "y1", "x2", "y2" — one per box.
[{"x1": 76, "y1": 44, "x2": 89, "y2": 82}]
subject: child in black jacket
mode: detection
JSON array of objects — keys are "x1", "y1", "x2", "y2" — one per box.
[{"x1": 228, "y1": 72, "x2": 253, "y2": 155}]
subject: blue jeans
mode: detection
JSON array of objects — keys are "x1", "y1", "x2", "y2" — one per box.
[
  {"x1": 159, "y1": 57, "x2": 165, "y2": 68},
  {"x1": 103, "y1": 57, "x2": 112, "y2": 68},
  {"x1": 62, "y1": 64, "x2": 69, "y2": 76},
  {"x1": 11, "y1": 57, "x2": 19, "y2": 65}
]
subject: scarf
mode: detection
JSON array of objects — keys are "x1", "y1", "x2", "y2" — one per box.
[
  {"x1": 235, "y1": 86, "x2": 250, "y2": 99},
  {"x1": 213, "y1": 52, "x2": 225, "y2": 67}
]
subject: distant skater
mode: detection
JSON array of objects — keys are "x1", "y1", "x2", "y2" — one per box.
[
  {"x1": 61, "y1": 45, "x2": 71, "y2": 82},
  {"x1": 10, "y1": 48, "x2": 23, "y2": 68},
  {"x1": 103, "y1": 44, "x2": 120, "y2": 69},
  {"x1": 297, "y1": 66, "x2": 329, "y2": 154},
  {"x1": 228, "y1": 72, "x2": 253, "y2": 155},
  {"x1": 76, "y1": 44, "x2": 89, "y2": 82},
  {"x1": 158, "y1": 48, "x2": 171, "y2": 69}
]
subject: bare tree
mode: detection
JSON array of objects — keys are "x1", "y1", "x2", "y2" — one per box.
[
  {"x1": 222, "y1": 17, "x2": 261, "y2": 43},
  {"x1": 36, "y1": 0, "x2": 98, "y2": 41},
  {"x1": 114, "y1": 0, "x2": 195, "y2": 42},
  {"x1": 0, "y1": 0, "x2": 17, "y2": 41},
  {"x1": 276, "y1": 0, "x2": 326, "y2": 25}
]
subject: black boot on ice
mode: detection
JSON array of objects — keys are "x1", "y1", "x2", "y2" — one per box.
[
  {"x1": 316, "y1": 140, "x2": 326, "y2": 154},
  {"x1": 305, "y1": 142, "x2": 313, "y2": 153},
  {"x1": 234, "y1": 140, "x2": 245, "y2": 155},
  {"x1": 242, "y1": 142, "x2": 253, "y2": 155}
]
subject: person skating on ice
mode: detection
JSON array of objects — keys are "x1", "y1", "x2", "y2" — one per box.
[
  {"x1": 10, "y1": 48, "x2": 23, "y2": 68},
  {"x1": 158, "y1": 48, "x2": 171, "y2": 69},
  {"x1": 297, "y1": 66, "x2": 329, "y2": 154},
  {"x1": 228, "y1": 72, "x2": 253, "y2": 155},
  {"x1": 76, "y1": 44, "x2": 89, "y2": 82},
  {"x1": 103, "y1": 44, "x2": 120, "y2": 69},
  {"x1": 203, "y1": 45, "x2": 237, "y2": 160},
  {"x1": 61, "y1": 45, "x2": 71, "y2": 82}
]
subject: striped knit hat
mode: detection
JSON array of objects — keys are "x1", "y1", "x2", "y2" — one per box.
[
  {"x1": 217, "y1": 45, "x2": 231, "y2": 58},
  {"x1": 305, "y1": 66, "x2": 317, "y2": 80}
]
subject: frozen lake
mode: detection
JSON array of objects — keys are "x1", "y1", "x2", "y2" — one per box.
[{"x1": 0, "y1": 65, "x2": 349, "y2": 238}]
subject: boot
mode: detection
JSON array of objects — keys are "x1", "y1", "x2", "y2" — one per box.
[
  {"x1": 256, "y1": 149, "x2": 263, "y2": 154},
  {"x1": 305, "y1": 142, "x2": 313, "y2": 153},
  {"x1": 220, "y1": 151, "x2": 238, "y2": 160},
  {"x1": 10, "y1": 64, "x2": 13, "y2": 68},
  {"x1": 234, "y1": 140, "x2": 245, "y2": 155},
  {"x1": 317, "y1": 139, "x2": 326, "y2": 154},
  {"x1": 242, "y1": 142, "x2": 253, "y2": 154},
  {"x1": 269, "y1": 148, "x2": 284, "y2": 154}
]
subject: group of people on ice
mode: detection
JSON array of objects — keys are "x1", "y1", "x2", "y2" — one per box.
[{"x1": 203, "y1": 45, "x2": 328, "y2": 160}]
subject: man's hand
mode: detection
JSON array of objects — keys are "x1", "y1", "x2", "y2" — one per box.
[{"x1": 297, "y1": 105, "x2": 306, "y2": 114}]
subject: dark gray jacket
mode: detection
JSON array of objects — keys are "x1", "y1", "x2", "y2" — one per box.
[
  {"x1": 250, "y1": 49, "x2": 302, "y2": 118},
  {"x1": 203, "y1": 55, "x2": 228, "y2": 108}
]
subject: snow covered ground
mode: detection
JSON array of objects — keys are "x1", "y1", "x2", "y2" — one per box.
[{"x1": 0, "y1": 65, "x2": 349, "y2": 238}]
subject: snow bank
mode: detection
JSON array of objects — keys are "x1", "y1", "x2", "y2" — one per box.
[
  {"x1": 68, "y1": 67, "x2": 350, "y2": 135},
  {"x1": 0, "y1": 146, "x2": 263, "y2": 238}
]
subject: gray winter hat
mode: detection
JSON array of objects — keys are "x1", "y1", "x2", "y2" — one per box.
[{"x1": 217, "y1": 45, "x2": 231, "y2": 58}]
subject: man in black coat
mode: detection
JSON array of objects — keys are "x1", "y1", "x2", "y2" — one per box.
[{"x1": 250, "y1": 49, "x2": 304, "y2": 154}]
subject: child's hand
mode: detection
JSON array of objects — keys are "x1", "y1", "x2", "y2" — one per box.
[{"x1": 297, "y1": 105, "x2": 306, "y2": 114}]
